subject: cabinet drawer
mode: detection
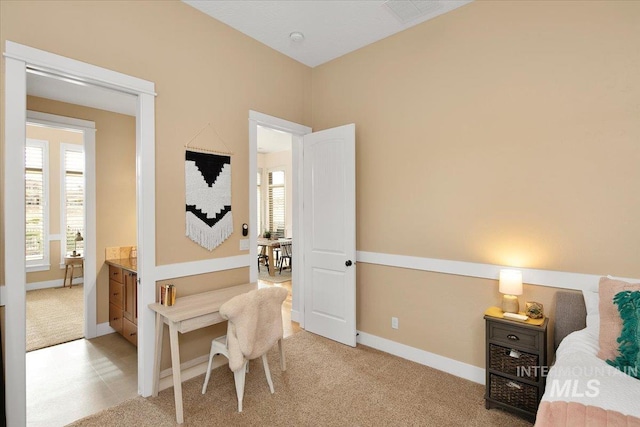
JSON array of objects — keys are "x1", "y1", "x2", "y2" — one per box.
[
  {"x1": 109, "y1": 279, "x2": 124, "y2": 307},
  {"x1": 489, "y1": 344, "x2": 539, "y2": 381},
  {"x1": 123, "y1": 318, "x2": 138, "y2": 347},
  {"x1": 109, "y1": 302, "x2": 123, "y2": 334},
  {"x1": 489, "y1": 374, "x2": 538, "y2": 413},
  {"x1": 109, "y1": 265, "x2": 123, "y2": 284},
  {"x1": 489, "y1": 322, "x2": 540, "y2": 351}
]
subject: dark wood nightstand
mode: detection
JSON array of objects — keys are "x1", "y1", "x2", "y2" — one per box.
[{"x1": 484, "y1": 312, "x2": 548, "y2": 422}]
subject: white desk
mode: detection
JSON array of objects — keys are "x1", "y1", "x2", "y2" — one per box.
[
  {"x1": 148, "y1": 282, "x2": 257, "y2": 424},
  {"x1": 63, "y1": 255, "x2": 83, "y2": 288}
]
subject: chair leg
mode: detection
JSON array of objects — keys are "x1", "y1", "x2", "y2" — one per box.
[
  {"x1": 201, "y1": 343, "x2": 217, "y2": 394},
  {"x1": 233, "y1": 361, "x2": 248, "y2": 412},
  {"x1": 278, "y1": 339, "x2": 286, "y2": 371},
  {"x1": 262, "y1": 354, "x2": 275, "y2": 394}
]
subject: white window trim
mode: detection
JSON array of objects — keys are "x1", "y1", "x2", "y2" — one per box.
[
  {"x1": 25, "y1": 137, "x2": 50, "y2": 272},
  {"x1": 60, "y1": 142, "x2": 85, "y2": 263}
]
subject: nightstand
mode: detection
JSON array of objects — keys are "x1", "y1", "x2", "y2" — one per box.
[{"x1": 484, "y1": 312, "x2": 548, "y2": 422}]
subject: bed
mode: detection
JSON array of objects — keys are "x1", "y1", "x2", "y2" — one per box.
[{"x1": 534, "y1": 289, "x2": 640, "y2": 426}]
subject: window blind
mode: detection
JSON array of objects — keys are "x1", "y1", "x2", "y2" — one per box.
[
  {"x1": 64, "y1": 148, "x2": 84, "y2": 254},
  {"x1": 268, "y1": 170, "x2": 285, "y2": 237},
  {"x1": 257, "y1": 170, "x2": 262, "y2": 236},
  {"x1": 25, "y1": 143, "x2": 45, "y2": 261}
]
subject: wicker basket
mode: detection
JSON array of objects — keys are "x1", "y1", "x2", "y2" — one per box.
[
  {"x1": 489, "y1": 344, "x2": 539, "y2": 380},
  {"x1": 489, "y1": 374, "x2": 539, "y2": 412}
]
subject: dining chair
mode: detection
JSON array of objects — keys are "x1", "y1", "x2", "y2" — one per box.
[
  {"x1": 201, "y1": 286, "x2": 288, "y2": 412},
  {"x1": 257, "y1": 245, "x2": 269, "y2": 273},
  {"x1": 278, "y1": 241, "x2": 292, "y2": 274}
]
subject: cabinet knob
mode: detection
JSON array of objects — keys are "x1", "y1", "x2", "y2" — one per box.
[{"x1": 507, "y1": 334, "x2": 519, "y2": 341}]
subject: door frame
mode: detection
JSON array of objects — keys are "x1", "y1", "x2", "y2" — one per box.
[
  {"x1": 26, "y1": 111, "x2": 98, "y2": 339},
  {"x1": 3, "y1": 41, "x2": 157, "y2": 426},
  {"x1": 248, "y1": 111, "x2": 311, "y2": 325}
]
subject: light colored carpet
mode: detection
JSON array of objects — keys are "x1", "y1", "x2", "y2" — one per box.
[
  {"x1": 258, "y1": 268, "x2": 291, "y2": 283},
  {"x1": 26, "y1": 285, "x2": 84, "y2": 352},
  {"x1": 69, "y1": 331, "x2": 532, "y2": 427}
]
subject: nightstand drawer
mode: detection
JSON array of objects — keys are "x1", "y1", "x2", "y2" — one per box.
[
  {"x1": 489, "y1": 323, "x2": 540, "y2": 351},
  {"x1": 489, "y1": 344, "x2": 539, "y2": 381},
  {"x1": 489, "y1": 374, "x2": 539, "y2": 413}
]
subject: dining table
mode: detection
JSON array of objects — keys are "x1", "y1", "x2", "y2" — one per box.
[{"x1": 257, "y1": 237, "x2": 291, "y2": 277}]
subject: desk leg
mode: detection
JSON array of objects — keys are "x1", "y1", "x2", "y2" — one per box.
[
  {"x1": 268, "y1": 245, "x2": 275, "y2": 277},
  {"x1": 69, "y1": 265, "x2": 75, "y2": 288},
  {"x1": 169, "y1": 322, "x2": 184, "y2": 424},
  {"x1": 63, "y1": 265, "x2": 70, "y2": 288},
  {"x1": 152, "y1": 312, "x2": 163, "y2": 397}
]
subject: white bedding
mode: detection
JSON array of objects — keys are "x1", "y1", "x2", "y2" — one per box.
[{"x1": 541, "y1": 326, "x2": 640, "y2": 418}]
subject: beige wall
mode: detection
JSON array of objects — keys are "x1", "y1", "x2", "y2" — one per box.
[
  {"x1": 27, "y1": 96, "x2": 136, "y2": 323},
  {"x1": 313, "y1": 0, "x2": 640, "y2": 368},
  {"x1": 0, "y1": 0, "x2": 311, "y2": 367},
  {"x1": 25, "y1": 123, "x2": 83, "y2": 284},
  {"x1": 2, "y1": 0, "x2": 639, "y2": 378}
]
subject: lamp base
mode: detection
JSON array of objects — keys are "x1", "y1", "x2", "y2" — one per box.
[{"x1": 502, "y1": 295, "x2": 519, "y2": 314}]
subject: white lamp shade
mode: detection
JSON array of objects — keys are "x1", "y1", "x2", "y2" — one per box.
[{"x1": 499, "y1": 269, "x2": 523, "y2": 295}]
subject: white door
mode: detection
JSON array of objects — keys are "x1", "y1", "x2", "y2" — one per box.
[{"x1": 303, "y1": 124, "x2": 356, "y2": 347}]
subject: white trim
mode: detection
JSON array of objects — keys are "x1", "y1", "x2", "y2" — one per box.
[
  {"x1": 291, "y1": 309, "x2": 301, "y2": 323},
  {"x1": 249, "y1": 111, "x2": 311, "y2": 328},
  {"x1": 357, "y1": 331, "x2": 486, "y2": 385},
  {"x1": 96, "y1": 322, "x2": 116, "y2": 337},
  {"x1": 25, "y1": 278, "x2": 84, "y2": 291},
  {"x1": 4, "y1": 41, "x2": 156, "y2": 425},
  {"x1": 49, "y1": 233, "x2": 62, "y2": 241},
  {"x1": 4, "y1": 52, "x2": 28, "y2": 426},
  {"x1": 0, "y1": 286, "x2": 6, "y2": 306},
  {"x1": 356, "y1": 251, "x2": 639, "y2": 291},
  {"x1": 25, "y1": 110, "x2": 96, "y2": 131},
  {"x1": 4, "y1": 41, "x2": 156, "y2": 97},
  {"x1": 154, "y1": 255, "x2": 250, "y2": 281}
]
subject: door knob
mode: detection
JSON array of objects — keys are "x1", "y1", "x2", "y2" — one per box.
[{"x1": 345, "y1": 260, "x2": 353, "y2": 267}]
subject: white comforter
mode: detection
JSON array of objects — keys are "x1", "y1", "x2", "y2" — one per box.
[{"x1": 541, "y1": 327, "x2": 640, "y2": 418}]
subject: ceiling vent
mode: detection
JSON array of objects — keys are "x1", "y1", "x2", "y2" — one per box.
[{"x1": 383, "y1": 0, "x2": 443, "y2": 25}]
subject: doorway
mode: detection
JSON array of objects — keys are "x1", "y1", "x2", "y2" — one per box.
[
  {"x1": 248, "y1": 111, "x2": 311, "y2": 327},
  {"x1": 4, "y1": 41, "x2": 157, "y2": 426}
]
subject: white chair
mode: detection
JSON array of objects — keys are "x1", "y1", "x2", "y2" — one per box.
[{"x1": 201, "y1": 286, "x2": 288, "y2": 412}]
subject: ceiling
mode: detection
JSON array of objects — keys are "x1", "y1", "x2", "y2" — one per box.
[
  {"x1": 183, "y1": 0, "x2": 472, "y2": 67},
  {"x1": 25, "y1": 1, "x2": 472, "y2": 153}
]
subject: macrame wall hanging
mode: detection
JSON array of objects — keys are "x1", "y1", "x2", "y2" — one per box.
[{"x1": 184, "y1": 123, "x2": 234, "y2": 251}]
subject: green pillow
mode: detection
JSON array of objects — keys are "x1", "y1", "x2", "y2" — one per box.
[{"x1": 606, "y1": 290, "x2": 640, "y2": 379}]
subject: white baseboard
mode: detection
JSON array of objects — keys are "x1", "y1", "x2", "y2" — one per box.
[
  {"x1": 357, "y1": 331, "x2": 485, "y2": 385},
  {"x1": 26, "y1": 278, "x2": 84, "y2": 291},
  {"x1": 291, "y1": 309, "x2": 301, "y2": 323},
  {"x1": 96, "y1": 322, "x2": 116, "y2": 336}
]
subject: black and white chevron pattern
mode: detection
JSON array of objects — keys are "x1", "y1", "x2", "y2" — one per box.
[{"x1": 185, "y1": 150, "x2": 233, "y2": 250}]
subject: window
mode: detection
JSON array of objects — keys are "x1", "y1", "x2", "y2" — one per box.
[
  {"x1": 25, "y1": 139, "x2": 49, "y2": 267},
  {"x1": 257, "y1": 169, "x2": 262, "y2": 236},
  {"x1": 268, "y1": 169, "x2": 285, "y2": 237},
  {"x1": 62, "y1": 144, "x2": 85, "y2": 256}
]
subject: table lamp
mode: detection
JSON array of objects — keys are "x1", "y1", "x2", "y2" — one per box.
[
  {"x1": 73, "y1": 231, "x2": 83, "y2": 257},
  {"x1": 499, "y1": 269, "x2": 522, "y2": 313}
]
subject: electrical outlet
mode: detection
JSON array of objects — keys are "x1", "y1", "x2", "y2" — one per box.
[
  {"x1": 239, "y1": 239, "x2": 249, "y2": 251},
  {"x1": 391, "y1": 317, "x2": 399, "y2": 329}
]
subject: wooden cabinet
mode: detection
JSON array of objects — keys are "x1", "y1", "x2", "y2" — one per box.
[
  {"x1": 108, "y1": 264, "x2": 137, "y2": 346},
  {"x1": 484, "y1": 315, "x2": 548, "y2": 422}
]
